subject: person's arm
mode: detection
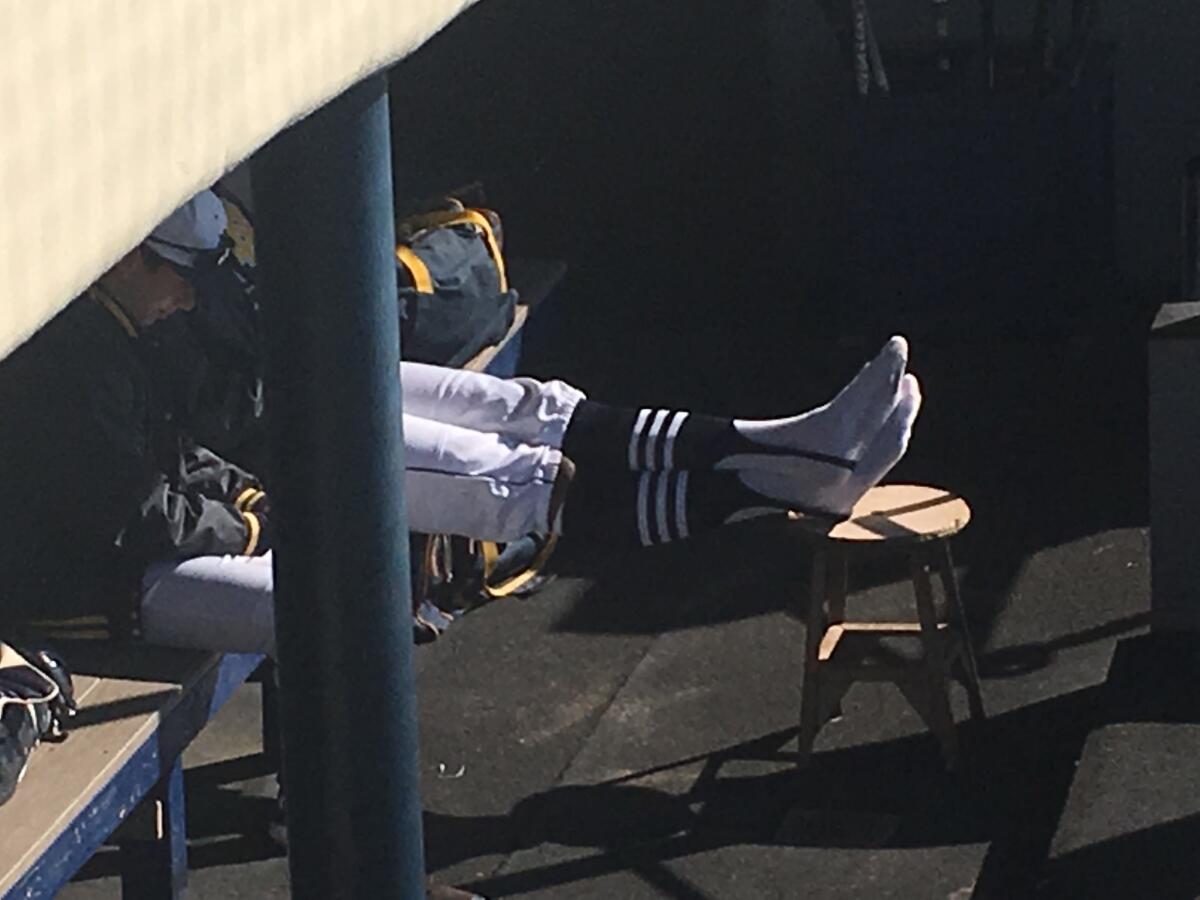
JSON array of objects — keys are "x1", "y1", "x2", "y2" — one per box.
[
  {"x1": 123, "y1": 473, "x2": 269, "y2": 560},
  {"x1": 120, "y1": 438, "x2": 270, "y2": 561},
  {"x1": 179, "y1": 441, "x2": 262, "y2": 503}
]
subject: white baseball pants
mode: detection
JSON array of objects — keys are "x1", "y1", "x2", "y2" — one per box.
[{"x1": 139, "y1": 361, "x2": 585, "y2": 654}]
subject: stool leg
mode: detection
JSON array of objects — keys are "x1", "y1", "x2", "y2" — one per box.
[
  {"x1": 828, "y1": 545, "x2": 848, "y2": 625},
  {"x1": 920, "y1": 673, "x2": 960, "y2": 770},
  {"x1": 798, "y1": 549, "x2": 827, "y2": 765},
  {"x1": 936, "y1": 540, "x2": 986, "y2": 723},
  {"x1": 910, "y1": 551, "x2": 959, "y2": 770},
  {"x1": 826, "y1": 546, "x2": 848, "y2": 720},
  {"x1": 895, "y1": 676, "x2": 958, "y2": 768},
  {"x1": 909, "y1": 549, "x2": 945, "y2": 667},
  {"x1": 819, "y1": 676, "x2": 852, "y2": 726}
]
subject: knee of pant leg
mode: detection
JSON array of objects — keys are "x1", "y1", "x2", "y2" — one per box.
[
  {"x1": 139, "y1": 555, "x2": 276, "y2": 655},
  {"x1": 523, "y1": 378, "x2": 586, "y2": 446}
]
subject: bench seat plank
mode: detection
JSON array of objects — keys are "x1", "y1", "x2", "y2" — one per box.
[
  {"x1": 464, "y1": 304, "x2": 528, "y2": 374},
  {"x1": 461, "y1": 258, "x2": 565, "y2": 374},
  {"x1": 0, "y1": 647, "x2": 262, "y2": 898}
]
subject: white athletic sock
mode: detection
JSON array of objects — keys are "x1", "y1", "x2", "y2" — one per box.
[
  {"x1": 725, "y1": 335, "x2": 908, "y2": 474},
  {"x1": 737, "y1": 373, "x2": 921, "y2": 518}
]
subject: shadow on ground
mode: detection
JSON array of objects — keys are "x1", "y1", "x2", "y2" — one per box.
[{"x1": 423, "y1": 684, "x2": 1101, "y2": 898}]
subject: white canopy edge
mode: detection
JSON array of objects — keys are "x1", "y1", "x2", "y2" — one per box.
[{"x1": 0, "y1": 0, "x2": 481, "y2": 360}]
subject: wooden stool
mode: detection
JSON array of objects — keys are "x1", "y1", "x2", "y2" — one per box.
[{"x1": 790, "y1": 484, "x2": 985, "y2": 769}]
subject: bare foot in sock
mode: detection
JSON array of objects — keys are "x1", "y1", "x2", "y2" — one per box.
[
  {"x1": 725, "y1": 336, "x2": 908, "y2": 474},
  {"x1": 737, "y1": 373, "x2": 921, "y2": 518}
]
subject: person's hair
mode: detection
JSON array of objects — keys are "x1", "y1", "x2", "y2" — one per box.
[{"x1": 139, "y1": 244, "x2": 169, "y2": 272}]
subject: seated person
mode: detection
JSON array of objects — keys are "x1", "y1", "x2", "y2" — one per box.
[
  {"x1": 0, "y1": 191, "x2": 920, "y2": 657},
  {"x1": 137, "y1": 189, "x2": 267, "y2": 474},
  {"x1": 0, "y1": 192, "x2": 258, "y2": 635}
]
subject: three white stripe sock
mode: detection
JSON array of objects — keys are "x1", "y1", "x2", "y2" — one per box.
[{"x1": 559, "y1": 337, "x2": 920, "y2": 547}]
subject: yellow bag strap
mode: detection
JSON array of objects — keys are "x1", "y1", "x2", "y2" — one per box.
[
  {"x1": 479, "y1": 534, "x2": 558, "y2": 599},
  {"x1": 402, "y1": 208, "x2": 508, "y2": 292},
  {"x1": 395, "y1": 245, "x2": 434, "y2": 294},
  {"x1": 416, "y1": 534, "x2": 439, "y2": 614}
]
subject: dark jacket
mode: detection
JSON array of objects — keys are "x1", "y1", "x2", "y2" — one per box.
[
  {"x1": 139, "y1": 254, "x2": 267, "y2": 475},
  {"x1": 0, "y1": 293, "x2": 265, "y2": 630}
]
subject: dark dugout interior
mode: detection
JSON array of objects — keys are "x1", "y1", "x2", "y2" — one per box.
[
  {"x1": 386, "y1": 0, "x2": 1167, "y2": 652},
  {"x1": 386, "y1": 0, "x2": 1170, "y2": 408},
  {"x1": 397, "y1": 7, "x2": 1188, "y2": 895},
  {"x1": 388, "y1": 0, "x2": 778, "y2": 413}
]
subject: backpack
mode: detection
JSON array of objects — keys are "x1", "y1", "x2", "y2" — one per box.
[{"x1": 394, "y1": 199, "x2": 518, "y2": 367}]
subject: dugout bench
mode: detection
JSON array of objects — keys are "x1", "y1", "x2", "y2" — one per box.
[{"x1": 0, "y1": 259, "x2": 563, "y2": 898}]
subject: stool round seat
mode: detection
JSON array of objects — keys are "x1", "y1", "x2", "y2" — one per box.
[{"x1": 789, "y1": 484, "x2": 971, "y2": 544}]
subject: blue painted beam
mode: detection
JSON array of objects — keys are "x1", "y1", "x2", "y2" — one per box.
[
  {"x1": 250, "y1": 74, "x2": 426, "y2": 898},
  {"x1": 117, "y1": 757, "x2": 188, "y2": 898}
]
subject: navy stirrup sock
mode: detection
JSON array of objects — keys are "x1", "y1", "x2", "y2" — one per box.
[{"x1": 560, "y1": 468, "x2": 787, "y2": 549}]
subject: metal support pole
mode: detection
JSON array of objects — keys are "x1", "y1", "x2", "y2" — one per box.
[{"x1": 250, "y1": 74, "x2": 425, "y2": 898}]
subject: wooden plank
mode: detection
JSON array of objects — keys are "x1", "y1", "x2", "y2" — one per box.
[
  {"x1": 817, "y1": 623, "x2": 949, "y2": 662},
  {"x1": 461, "y1": 257, "x2": 565, "y2": 373},
  {"x1": 506, "y1": 258, "x2": 566, "y2": 312},
  {"x1": 790, "y1": 484, "x2": 971, "y2": 544},
  {"x1": 0, "y1": 669, "x2": 189, "y2": 895},
  {"x1": 821, "y1": 640, "x2": 963, "y2": 683},
  {"x1": 0, "y1": 649, "x2": 262, "y2": 898},
  {"x1": 817, "y1": 624, "x2": 845, "y2": 662}
]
